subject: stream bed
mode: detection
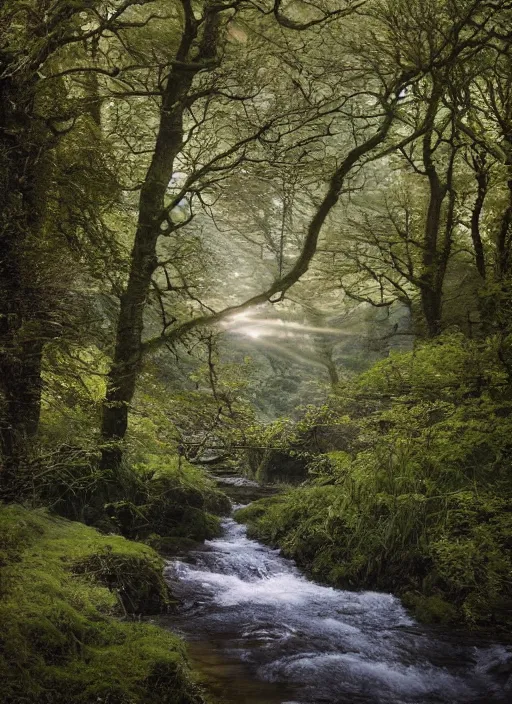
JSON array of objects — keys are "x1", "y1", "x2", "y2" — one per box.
[{"x1": 161, "y1": 481, "x2": 511, "y2": 704}]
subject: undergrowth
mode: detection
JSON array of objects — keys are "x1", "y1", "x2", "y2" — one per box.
[
  {"x1": 0, "y1": 505, "x2": 207, "y2": 704},
  {"x1": 237, "y1": 336, "x2": 512, "y2": 631},
  {"x1": 21, "y1": 451, "x2": 230, "y2": 545}
]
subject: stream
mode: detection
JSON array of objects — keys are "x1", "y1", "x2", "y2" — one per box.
[{"x1": 161, "y1": 477, "x2": 512, "y2": 704}]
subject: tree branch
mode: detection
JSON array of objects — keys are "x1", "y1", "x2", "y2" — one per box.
[{"x1": 142, "y1": 100, "x2": 397, "y2": 353}]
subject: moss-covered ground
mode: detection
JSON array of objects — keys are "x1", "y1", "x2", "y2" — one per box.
[{"x1": 0, "y1": 505, "x2": 209, "y2": 704}]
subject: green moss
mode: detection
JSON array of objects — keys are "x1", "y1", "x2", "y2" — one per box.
[
  {"x1": 234, "y1": 494, "x2": 287, "y2": 531},
  {"x1": 402, "y1": 593, "x2": 459, "y2": 624},
  {"x1": 0, "y1": 505, "x2": 206, "y2": 704}
]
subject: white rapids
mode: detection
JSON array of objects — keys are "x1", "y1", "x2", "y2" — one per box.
[{"x1": 164, "y1": 517, "x2": 511, "y2": 704}]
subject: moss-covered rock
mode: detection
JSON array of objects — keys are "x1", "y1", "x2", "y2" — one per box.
[
  {"x1": 246, "y1": 448, "x2": 309, "y2": 484},
  {"x1": 401, "y1": 592, "x2": 459, "y2": 625},
  {"x1": 104, "y1": 456, "x2": 229, "y2": 543},
  {"x1": 235, "y1": 495, "x2": 287, "y2": 536},
  {"x1": 73, "y1": 547, "x2": 171, "y2": 615},
  {"x1": 0, "y1": 505, "x2": 207, "y2": 704},
  {"x1": 144, "y1": 534, "x2": 202, "y2": 557},
  {"x1": 28, "y1": 450, "x2": 230, "y2": 547}
]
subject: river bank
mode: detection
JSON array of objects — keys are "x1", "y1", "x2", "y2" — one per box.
[
  {"x1": 159, "y1": 471, "x2": 512, "y2": 704},
  {"x1": 0, "y1": 504, "x2": 208, "y2": 704}
]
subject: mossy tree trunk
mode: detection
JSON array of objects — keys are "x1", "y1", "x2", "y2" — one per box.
[
  {"x1": 100, "y1": 4, "x2": 222, "y2": 468},
  {"x1": 469, "y1": 149, "x2": 488, "y2": 281},
  {"x1": 0, "y1": 37, "x2": 79, "y2": 487},
  {"x1": 0, "y1": 68, "x2": 47, "y2": 484},
  {"x1": 418, "y1": 82, "x2": 458, "y2": 338}
]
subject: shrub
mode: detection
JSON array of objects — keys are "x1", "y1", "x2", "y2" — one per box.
[{"x1": 236, "y1": 336, "x2": 512, "y2": 630}]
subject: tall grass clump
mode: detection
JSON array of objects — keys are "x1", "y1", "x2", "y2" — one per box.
[{"x1": 237, "y1": 335, "x2": 512, "y2": 629}]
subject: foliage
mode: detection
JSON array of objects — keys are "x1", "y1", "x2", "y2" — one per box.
[
  {"x1": 39, "y1": 344, "x2": 109, "y2": 448},
  {"x1": 15, "y1": 442, "x2": 229, "y2": 544},
  {"x1": 0, "y1": 505, "x2": 206, "y2": 704},
  {"x1": 237, "y1": 335, "x2": 512, "y2": 629},
  {"x1": 132, "y1": 354, "x2": 256, "y2": 459},
  {"x1": 242, "y1": 402, "x2": 360, "y2": 483}
]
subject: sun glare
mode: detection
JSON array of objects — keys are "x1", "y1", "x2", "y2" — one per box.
[{"x1": 244, "y1": 328, "x2": 262, "y2": 339}]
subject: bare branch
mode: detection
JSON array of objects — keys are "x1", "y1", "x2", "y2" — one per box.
[{"x1": 142, "y1": 99, "x2": 398, "y2": 353}]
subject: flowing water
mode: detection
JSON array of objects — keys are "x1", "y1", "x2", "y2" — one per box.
[{"x1": 162, "y1": 479, "x2": 512, "y2": 704}]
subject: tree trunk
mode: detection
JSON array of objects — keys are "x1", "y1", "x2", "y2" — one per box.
[
  {"x1": 0, "y1": 339, "x2": 44, "y2": 486},
  {"x1": 0, "y1": 62, "x2": 62, "y2": 486},
  {"x1": 326, "y1": 357, "x2": 340, "y2": 387},
  {"x1": 420, "y1": 285, "x2": 443, "y2": 338},
  {"x1": 420, "y1": 169, "x2": 447, "y2": 337},
  {"x1": 100, "y1": 7, "x2": 215, "y2": 467},
  {"x1": 0, "y1": 71, "x2": 44, "y2": 482},
  {"x1": 470, "y1": 152, "x2": 488, "y2": 280},
  {"x1": 418, "y1": 102, "x2": 457, "y2": 338},
  {"x1": 496, "y1": 174, "x2": 512, "y2": 279}
]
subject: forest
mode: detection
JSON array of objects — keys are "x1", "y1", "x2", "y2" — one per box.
[{"x1": 0, "y1": 1, "x2": 511, "y2": 703}]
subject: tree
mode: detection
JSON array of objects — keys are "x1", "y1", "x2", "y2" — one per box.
[
  {"x1": 3, "y1": 0, "x2": 508, "y2": 488},
  {"x1": 99, "y1": 0, "x2": 408, "y2": 467},
  {"x1": 312, "y1": 0, "x2": 512, "y2": 338},
  {"x1": 0, "y1": 0, "x2": 125, "y2": 481}
]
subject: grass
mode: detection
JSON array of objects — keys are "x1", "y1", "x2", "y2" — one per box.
[{"x1": 235, "y1": 487, "x2": 512, "y2": 630}]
